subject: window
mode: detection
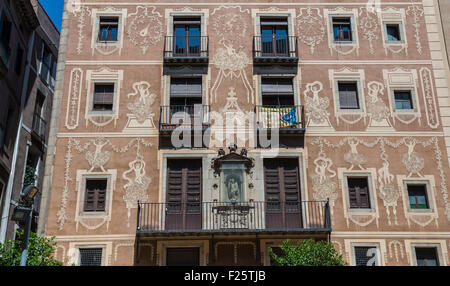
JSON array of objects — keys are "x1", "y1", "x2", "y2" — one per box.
[
  {"x1": 415, "y1": 247, "x2": 439, "y2": 266},
  {"x1": 173, "y1": 17, "x2": 201, "y2": 56},
  {"x1": 14, "y1": 46, "x2": 24, "y2": 75},
  {"x1": 98, "y1": 17, "x2": 118, "y2": 42},
  {"x1": 93, "y1": 83, "x2": 114, "y2": 111},
  {"x1": 338, "y1": 82, "x2": 359, "y2": 110},
  {"x1": 260, "y1": 17, "x2": 289, "y2": 56},
  {"x1": 32, "y1": 92, "x2": 46, "y2": 140},
  {"x1": 394, "y1": 90, "x2": 413, "y2": 110},
  {"x1": 332, "y1": 17, "x2": 352, "y2": 42},
  {"x1": 84, "y1": 179, "x2": 107, "y2": 212},
  {"x1": 170, "y1": 77, "x2": 202, "y2": 106},
  {"x1": 347, "y1": 177, "x2": 370, "y2": 209},
  {"x1": 354, "y1": 246, "x2": 378, "y2": 266},
  {"x1": 79, "y1": 248, "x2": 103, "y2": 266},
  {"x1": 40, "y1": 46, "x2": 52, "y2": 84},
  {"x1": 261, "y1": 78, "x2": 295, "y2": 106},
  {"x1": 386, "y1": 24, "x2": 401, "y2": 41},
  {"x1": 407, "y1": 184, "x2": 429, "y2": 210}
]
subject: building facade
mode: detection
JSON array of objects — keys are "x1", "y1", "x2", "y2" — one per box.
[
  {"x1": 38, "y1": 0, "x2": 450, "y2": 266},
  {"x1": 0, "y1": 0, "x2": 59, "y2": 242}
]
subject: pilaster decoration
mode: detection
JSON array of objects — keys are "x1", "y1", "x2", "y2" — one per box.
[
  {"x1": 127, "y1": 6, "x2": 163, "y2": 55},
  {"x1": 210, "y1": 6, "x2": 253, "y2": 104},
  {"x1": 90, "y1": 7, "x2": 127, "y2": 56},
  {"x1": 378, "y1": 140, "x2": 400, "y2": 226},
  {"x1": 406, "y1": 5, "x2": 424, "y2": 55},
  {"x1": 419, "y1": 67, "x2": 440, "y2": 129},
  {"x1": 85, "y1": 67, "x2": 124, "y2": 128},
  {"x1": 359, "y1": 7, "x2": 379, "y2": 54},
  {"x1": 324, "y1": 7, "x2": 360, "y2": 56},
  {"x1": 72, "y1": 6, "x2": 91, "y2": 55},
  {"x1": 310, "y1": 139, "x2": 338, "y2": 223},
  {"x1": 388, "y1": 240, "x2": 405, "y2": 263},
  {"x1": 65, "y1": 68, "x2": 83, "y2": 130},
  {"x1": 296, "y1": 8, "x2": 325, "y2": 54},
  {"x1": 214, "y1": 241, "x2": 256, "y2": 264},
  {"x1": 56, "y1": 138, "x2": 154, "y2": 231},
  {"x1": 366, "y1": 81, "x2": 393, "y2": 130},
  {"x1": 304, "y1": 81, "x2": 333, "y2": 129},
  {"x1": 402, "y1": 138, "x2": 424, "y2": 178},
  {"x1": 123, "y1": 81, "x2": 157, "y2": 134},
  {"x1": 379, "y1": 7, "x2": 408, "y2": 55}
]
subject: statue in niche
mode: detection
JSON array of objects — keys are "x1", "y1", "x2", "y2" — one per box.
[{"x1": 222, "y1": 164, "x2": 244, "y2": 202}]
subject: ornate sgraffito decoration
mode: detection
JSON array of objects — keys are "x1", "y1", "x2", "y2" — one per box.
[
  {"x1": 127, "y1": 6, "x2": 163, "y2": 55},
  {"x1": 388, "y1": 240, "x2": 405, "y2": 263},
  {"x1": 407, "y1": 5, "x2": 424, "y2": 55},
  {"x1": 378, "y1": 140, "x2": 400, "y2": 226},
  {"x1": 359, "y1": 7, "x2": 379, "y2": 54},
  {"x1": 296, "y1": 8, "x2": 325, "y2": 54},
  {"x1": 114, "y1": 242, "x2": 135, "y2": 263},
  {"x1": 304, "y1": 81, "x2": 333, "y2": 128},
  {"x1": 72, "y1": 6, "x2": 91, "y2": 55},
  {"x1": 344, "y1": 138, "x2": 367, "y2": 170},
  {"x1": 211, "y1": 6, "x2": 253, "y2": 104},
  {"x1": 85, "y1": 138, "x2": 110, "y2": 172},
  {"x1": 123, "y1": 81, "x2": 157, "y2": 134},
  {"x1": 65, "y1": 68, "x2": 83, "y2": 130},
  {"x1": 402, "y1": 138, "x2": 424, "y2": 178},
  {"x1": 123, "y1": 154, "x2": 151, "y2": 227},
  {"x1": 420, "y1": 67, "x2": 440, "y2": 129},
  {"x1": 366, "y1": 81, "x2": 393, "y2": 130},
  {"x1": 56, "y1": 137, "x2": 154, "y2": 231}
]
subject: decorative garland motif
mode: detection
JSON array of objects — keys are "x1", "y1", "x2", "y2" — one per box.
[
  {"x1": 297, "y1": 8, "x2": 325, "y2": 54},
  {"x1": 407, "y1": 5, "x2": 424, "y2": 55},
  {"x1": 359, "y1": 7, "x2": 379, "y2": 54},
  {"x1": 65, "y1": 68, "x2": 83, "y2": 130},
  {"x1": 127, "y1": 6, "x2": 163, "y2": 55},
  {"x1": 420, "y1": 67, "x2": 439, "y2": 129},
  {"x1": 388, "y1": 240, "x2": 405, "y2": 263},
  {"x1": 72, "y1": 6, "x2": 91, "y2": 55}
]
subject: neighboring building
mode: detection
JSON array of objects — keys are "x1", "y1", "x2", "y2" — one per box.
[
  {"x1": 0, "y1": 0, "x2": 59, "y2": 242},
  {"x1": 38, "y1": 0, "x2": 450, "y2": 266}
]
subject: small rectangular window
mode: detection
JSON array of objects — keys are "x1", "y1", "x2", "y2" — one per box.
[
  {"x1": 14, "y1": 47, "x2": 24, "y2": 75},
  {"x1": 261, "y1": 78, "x2": 295, "y2": 106},
  {"x1": 170, "y1": 77, "x2": 202, "y2": 106},
  {"x1": 407, "y1": 184, "x2": 429, "y2": 209},
  {"x1": 79, "y1": 248, "x2": 103, "y2": 266},
  {"x1": 354, "y1": 246, "x2": 378, "y2": 266},
  {"x1": 338, "y1": 82, "x2": 359, "y2": 110},
  {"x1": 415, "y1": 247, "x2": 439, "y2": 266},
  {"x1": 93, "y1": 84, "x2": 114, "y2": 111},
  {"x1": 98, "y1": 17, "x2": 119, "y2": 42},
  {"x1": 333, "y1": 17, "x2": 352, "y2": 42},
  {"x1": 386, "y1": 24, "x2": 401, "y2": 41},
  {"x1": 84, "y1": 179, "x2": 107, "y2": 212},
  {"x1": 394, "y1": 91, "x2": 413, "y2": 110},
  {"x1": 347, "y1": 177, "x2": 371, "y2": 209}
]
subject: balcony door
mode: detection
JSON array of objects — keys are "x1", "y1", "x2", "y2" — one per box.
[
  {"x1": 263, "y1": 158, "x2": 302, "y2": 229},
  {"x1": 167, "y1": 77, "x2": 202, "y2": 128},
  {"x1": 260, "y1": 18, "x2": 289, "y2": 57},
  {"x1": 173, "y1": 17, "x2": 201, "y2": 57},
  {"x1": 166, "y1": 159, "x2": 202, "y2": 230}
]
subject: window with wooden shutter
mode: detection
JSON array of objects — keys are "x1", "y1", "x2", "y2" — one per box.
[
  {"x1": 84, "y1": 179, "x2": 107, "y2": 212},
  {"x1": 261, "y1": 78, "x2": 295, "y2": 106},
  {"x1": 347, "y1": 177, "x2": 371, "y2": 209},
  {"x1": 93, "y1": 83, "x2": 114, "y2": 111},
  {"x1": 338, "y1": 82, "x2": 359, "y2": 109}
]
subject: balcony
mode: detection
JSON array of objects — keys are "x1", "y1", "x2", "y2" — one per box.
[
  {"x1": 163, "y1": 36, "x2": 209, "y2": 64},
  {"x1": 159, "y1": 105, "x2": 210, "y2": 133},
  {"x1": 137, "y1": 201, "x2": 331, "y2": 235},
  {"x1": 253, "y1": 36, "x2": 298, "y2": 64},
  {"x1": 255, "y1": 105, "x2": 305, "y2": 133},
  {"x1": 31, "y1": 113, "x2": 47, "y2": 143}
]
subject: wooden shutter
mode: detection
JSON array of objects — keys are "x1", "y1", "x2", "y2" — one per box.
[
  {"x1": 264, "y1": 158, "x2": 300, "y2": 206},
  {"x1": 167, "y1": 160, "x2": 183, "y2": 211},
  {"x1": 84, "y1": 179, "x2": 107, "y2": 212},
  {"x1": 338, "y1": 82, "x2": 359, "y2": 109},
  {"x1": 167, "y1": 159, "x2": 202, "y2": 206},
  {"x1": 348, "y1": 178, "x2": 370, "y2": 209},
  {"x1": 94, "y1": 84, "x2": 114, "y2": 106}
]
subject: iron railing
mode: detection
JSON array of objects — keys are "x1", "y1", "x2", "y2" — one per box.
[
  {"x1": 253, "y1": 36, "x2": 298, "y2": 60},
  {"x1": 137, "y1": 200, "x2": 331, "y2": 233},
  {"x1": 255, "y1": 105, "x2": 305, "y2": 131},
  {"x1": 32, "y1": 113, "x2": 47, "y2": 142},
  {"x1": 164, "y1": 36, "x2": 209, "y2": 60},
  {"x1": 159, "y1": 105, "x2": 210, "y2": 132}
]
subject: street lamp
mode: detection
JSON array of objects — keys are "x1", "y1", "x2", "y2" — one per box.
[{"x1": 11, "y1": 185, "x2": 39, "y2": 266}]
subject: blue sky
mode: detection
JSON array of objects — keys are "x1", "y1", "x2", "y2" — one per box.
[{"x1": 39, "y1": 0, "x2": 64, "y2": 32}]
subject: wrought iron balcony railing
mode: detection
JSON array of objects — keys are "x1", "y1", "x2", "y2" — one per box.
[
  {"x1": 164, "y1": 36, "x2": 209, "y2": 63},
  {"x1": 159, "y1": 105, "x2": 210, "y2": 133},
  {"x1": 32, "y1": 113, "x2": 47, "y2": 142},
  {"x1": 255, "y1": 105, "x2": 305, "y2": 132},
  {"x1": 253, "y1": 36, "x2": 298, "y2": 63},
  {"x1": 137, "y1": 201, "x2": 331, "y2": 234}
]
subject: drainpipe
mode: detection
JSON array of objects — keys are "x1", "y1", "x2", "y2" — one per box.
[{"x1": 0, "y1": 30, "x2": 36, "y2": 243}]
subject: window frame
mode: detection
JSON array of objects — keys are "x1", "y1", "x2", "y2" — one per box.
[
  {"x1": 342, "y1": 171, "x2": 377, "y2": 214},
  {"x1": 83, "y1": 178, "x2": 108, "y2": 213},
  {"x1": 346, "y1": 176, "x2": 371, "y2": 209},
  {"x1": 332, "y1": 17, "x2": 353, "y2": 42},
  {"x1": 92, "y1": 82, "x2": 115, "y2": 112},
  {"x1": 334, "y1": 79, "x2": 364, "y2": 113},
  {"x1": 384, "y1": 22, "x2": 404, "y2": 43},
  {"x1": 393, "y1": 89, "x2": 414, "y2": 111},
  {"x1": 351, "y1": 242, "x2": 382, "y2": 266},
  {"x1": 407, "y1": 184, "x2": 429, "y2": 210},
  {"x1": 78, "y1": 246, "x2": 105, "y2": 266},
  {"x1": 260, "y1": 76, "x2": 296, "y2": 106},
  {"x1": 98, "y1": 16, "x2": 119, "y2": 42},
  {"x1": 409, "y1": 242, "x2": 447, "y2": 266},
  {"x1": 402, "y1": 180, "x2": 434, "y2": 214}
]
